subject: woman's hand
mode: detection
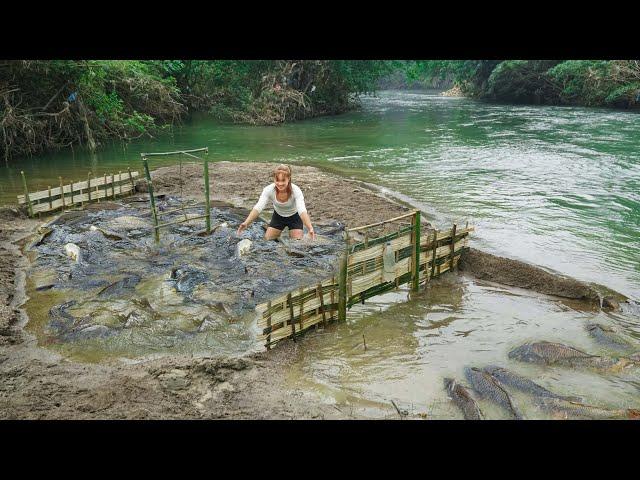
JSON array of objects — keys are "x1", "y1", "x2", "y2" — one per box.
[
  {"x1": 307, "y1": 228, "x2": 316, "y2": 241},
  {"x1": 237, "y1": 222, "x2": 248, "y2": 235}
]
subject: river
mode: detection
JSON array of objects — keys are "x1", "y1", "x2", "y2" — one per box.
[{"x1": 3, "y1": 90, "x2": 640, "y2": 419}]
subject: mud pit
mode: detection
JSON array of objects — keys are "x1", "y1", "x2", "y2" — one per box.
[{"x1": 24, "y1": 197, "x2": 346, "y2": 361}]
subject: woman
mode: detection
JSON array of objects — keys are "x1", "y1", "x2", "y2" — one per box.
[{"x1": 237, "y1": 164, "x2": 316, "y2": 241}]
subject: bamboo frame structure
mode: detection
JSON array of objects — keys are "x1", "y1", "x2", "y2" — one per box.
[
  {"x1": 255, "y1": 210, "x2": 474, "y2": 350},
  {"x1": 140, "y1": 147, "x2": 210, "y2": 243},
  {"x1": 17, "y1": 170, "x2": 140, "y2": 217}
]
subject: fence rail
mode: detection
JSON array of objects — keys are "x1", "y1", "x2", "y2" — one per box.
[
  {"x1": 18, "y1": 169, "x2": 139, "y2": 217},
  {"x1": 255, "y1": 210, "x2": 473, "y2": 350}
]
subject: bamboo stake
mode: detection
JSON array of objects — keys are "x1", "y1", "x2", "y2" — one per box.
[
  {"x1": 412, "y1": 211, "x2": 421, "y2": 291},
  {"x1": 317, "y1": 283, "x2": 327, "y2": 327},
  {"x1": 128, "y1": 167, "x2": 134, "y2": 190},
  {"x1": 450, "y1": 223, "x2": 457, "y2": 272},
  {"x1": 266, "y1": 300, "x2": 272, "y2": 350},
  {"x1": 204, "y1": 159, "x2": 211, "y2": 234},
  {"x1": 47, "y1": 186, "x2": 52, "y2": 211},
  {"x1": 142, "y1": 157, "x2": 160, "y2": 243},
  {"x1": 70, "y1": 180, "x2": 74, "y2": 206},
  {"x1": 338, "y1": 230, "x2": 349, "y2": 322},
  {"x1": 140, "y1": 147, "x2": 208, "y2": 157},
  {"x1": 87, "y1": 173, "x2": 92, "y2": 202},
  {"x1": 430, "y1": 229, "x2": 438, "y2": 280},
  {"x1": 288, "y1": 293, "x2": 296, "y2": 341},
  {"x1": 21, "y1": 171, "x2": 33, "y2": 218},
  {"x1": 59, "y1": 177, "x2": 65, "y2": 210},
  {"x1": 330, "y1": 276, "x2": 336, "y2": 321},
  {"x1": 118, "y1": 171, "x2": 122, "y2": 196},
  {"x1": 299, "y1": 287, "x2": 305, "y2": 331}
]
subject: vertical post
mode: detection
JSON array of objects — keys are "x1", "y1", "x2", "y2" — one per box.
[
  {"x1": 204, "y1": 159, "x2": 211, "y2": 234},
  {"x1": 430, "y1": 229, "x2": 438, "y2": 280},
  {"x1": 21, "y1": 171, "x2": 34, "y2": 218},
  {"x1": 47, "y1": 186, "x2": 52, "y2": 211},
  {"x1": 111, "y1": 173, "x2": 116, "y2": 199},
  {"x1": 412, "y1": 211, "x2": 421, "y2": 291},
  {"x1": 70, "y1": 180, "x2": 74, "y2": 206},
  {"x1": 118, "y1": 170, "x2": 122, "y2": 196},
  {"x1": 128, "y1": 167, "x2": 134, "y2": 190},
  {"x1": 330, "y1": 276, "x2": 336, "y2": 321},
  {"x1": 338, "y1": 230, "x2": 349, "y2": 322},
  {"x1": 87, "y1": 173, "x2": 92, "y2": 202},
  {"x1": 317, "y1": 283, "x2": 327, "y2": 327},
  {"x1": 299, "y1": 287, "x2": 305, "y2": 331},
  {"x1": 102, "y1": 173, "x2": 107, "y2": 203},
  {"x1": 78, "y1": 180, "x2": 83, "y2": 207},
  {"x1": 59, "y1": 177, "x2": 65, "y2": 210},
  {"x1": 450, "y1": 223, "x2": 457, "y2": 272},
  {"x1": 143, "y1": 157, "x2": 160, "y2": 243},
  {"x1": 266, "y1": 300, "x2": 272, "y2": 351},
  {"x1": 288, "y1": 292, "x2": 296, "y2": 341}
]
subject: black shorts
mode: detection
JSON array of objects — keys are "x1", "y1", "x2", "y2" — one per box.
[{"x1": 269, "y1": 211, "x2": 303, "y2": 231}]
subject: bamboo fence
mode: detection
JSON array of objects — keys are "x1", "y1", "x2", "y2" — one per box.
[
  {"x1": 17, "y1": 169, "x2": 139, "y2": 217},
  {"x1": 255, "y1": 210, "x2": 473, "y2": 350}
]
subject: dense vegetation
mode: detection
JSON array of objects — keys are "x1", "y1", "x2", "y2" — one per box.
[
  {"x1": 3, "y1": 60, "x2": 638, "y2": 160},
  {"x1": 408, "y1": 60, "x2": 640, "y2": 108},
  {"x1": 0, "y1": 60, "x2": 394, "y2": 160}
]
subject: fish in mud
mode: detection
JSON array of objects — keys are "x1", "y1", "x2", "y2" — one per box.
[
  {"x1": 97, "y1": 275, "x2": 141, "y2": 298},
  {"x1": 586, "y1": 323, "x2": 637, "y2": 353},
  {"x1": 47, "y1": 300, "x2": 78, "y2": 332},
  {"x1": 508, "y1": 341, "x2": 638, "y2": 372},
  {"x1": 236, "y1": 239, "x2": 252, "y2": 258},
  {"x1": 534, "y1": 397, "x2": 640, "y2": 420},
  {"x1": 483, "y1": 365, "x2": 581, "y2": 402},
  {"x1": 64, "y1": 243, "x2": 81, "y2": 262},
  {"x1": 443, "y1": 378, "x2": 484, "y2": 420},
  {"x1": 169, "y1": 267, "x2": 209, "y2": 295},
  {"x1": 464, "y1": 367, "x2": 523, "y2": 420}
]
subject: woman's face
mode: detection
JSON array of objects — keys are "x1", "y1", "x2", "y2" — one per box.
[{"x1": 274, "y1": 173, "x2": 289, "y2": 192}]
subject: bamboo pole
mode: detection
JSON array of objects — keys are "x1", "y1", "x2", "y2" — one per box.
[
  {"x1": 317, "y1": 283, "x2": 327, "y2": 327},
  {"x1": 128, "y1": 167, "x2": 134, "y2": 190},
  {"x1": 338, "y1": 231, "x2": 349, "y2": 322},
  {"x1": 21, "y1": 171, "x2": 33, "y2": 218},
  {"x1": 348, "y1": 211, "x2": 417, "y2": 233},
  {"x1": 299, "y1": 287, "x2": 305, "y2": 331},
  {"x1": 118, "y1": 171, "x2": 122, "y2": 196},
  {"x1": 47, "y1": 186, "x2": 52, "y2": 211},
  {"x1": 70, "y1": 180, "x2": 74, "y2": 206},
  {"x1": 412, "y1": 211, "x2": 421, "y2": 291},
  {"x1": 87, "y1": 173, "x2": 92, "y2": 202},
  {"x1": 288, "y1": 293, "x2": 296, "y2": 341},
  {"x1": 430, "y1": 229, "x2": 438, "y2": 280},
  {"x1": 266, "y1": 300, "x2": 272, "y2": 350},
  {"x1": 59, "y1": 177, "x2": 65, "y2": 210},
  {"x1": 204, "y1": 159, "x2": 211, "y2": 234},
  {"x1": 450, "y1": 223, "x2": 457, "y2": 272},
  {"x1": 143, "y1": 157, "x2": 160, "y2": 243},
  {"x1": 140, "y1": 147, "x2": 208, "y2": 157}
]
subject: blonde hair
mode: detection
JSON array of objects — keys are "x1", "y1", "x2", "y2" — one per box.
[{"x1": 272, "y1": 164, "x2": 292, "y2": 197}]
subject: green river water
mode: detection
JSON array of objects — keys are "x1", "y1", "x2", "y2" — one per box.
[{"x1": 3, "y1": 90, "x2": 640, "y2": 419}]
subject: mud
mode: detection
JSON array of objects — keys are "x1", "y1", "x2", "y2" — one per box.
[{"x1": 0, "y1": 161, "x2": 632, "y2": 419}]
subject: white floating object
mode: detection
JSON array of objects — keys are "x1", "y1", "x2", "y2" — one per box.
[
  {"x1": 236, "y1": 239, "x2": 252, "y2": 257},
  {"x1": 64, "y1": 243, "x2": 81, "y2": 262}
]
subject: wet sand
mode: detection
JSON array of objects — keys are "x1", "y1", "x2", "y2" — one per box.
[{"x1": 0, "y1": 162, "x2": 628, "y2": 419}]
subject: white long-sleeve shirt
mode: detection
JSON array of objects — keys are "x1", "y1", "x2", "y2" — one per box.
[{"x1": 253, "y1": 183, "x2": 307, "y2": 217}]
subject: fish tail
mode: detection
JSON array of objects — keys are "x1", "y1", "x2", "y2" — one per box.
[{"x1": 627, "y1": 408, "x2": 640, "y2": 419}]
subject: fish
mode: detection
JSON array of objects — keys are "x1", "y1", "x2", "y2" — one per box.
[
  {"x1": 464, "y1": 367, "x2": 523, "y2": 420},
  {"x1": 483, "y1": 365, "x2": 581, "y2": 402},
  {"x1": 508, "y1": 341, "x2": 638, "y2": 372},
  {"x1": 90, "y1": 225, "x2": 124, "y2": 241},
  {"x1": 586, "y1": 323, "x2": 637, "y2": 353},
  {"x1": 236, "y1": 239, "x2": 252, "y2": 257},
  {"x1": 64, "y1": 243, "x2": 81, "y2": 262},
  {"x1": 97, "y1": 275, "x2": 141, "y2": 298},
  {"x1": 169, "y1": 267, "x2": 208, "y2": 295},
  {"x1": 534, "y1": 396, "x2": 640, "y2": 420},
  {"x1": 443, "y1": 378, "x2": 484, "y2": 420},
  {"x1": 47, "y1": 300, "x2": 77, "y2": 332}
]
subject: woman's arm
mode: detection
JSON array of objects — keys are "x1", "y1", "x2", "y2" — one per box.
[
  {"x1": 237, "y1": 186, "x2": 271, "y2": 234},
  {"x1": 299, "y1": 211, "x2": 316, "y2": 240}
]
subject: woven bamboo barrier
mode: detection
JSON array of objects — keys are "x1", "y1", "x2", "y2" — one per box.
[
  {"x1": 17, "y1": 170, "x2": 139, "y2": 217},
  {"x1": 254, "y1": 210, "x2": 473, "y2": 350}
]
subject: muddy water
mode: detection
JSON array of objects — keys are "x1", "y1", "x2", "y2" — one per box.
[{"x1": 287, "y1": 276, "x2": 640, "y2": 419}]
